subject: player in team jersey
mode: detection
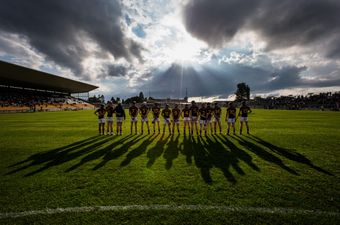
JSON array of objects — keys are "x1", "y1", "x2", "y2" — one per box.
[
  {"x1": 172, "y1": 104, "x2": 181, "y2": 134},
  {"x1": 206, "y1": 103, "x2": 214, "y2": 134},
  {"x1": 238, "y1": 101, "x2": 252, "y2": 135},
  {"x1": 114, "y1": 102, "x2": 126, "y2": 135},
  {"x1": 139, "y1": 102, "x2": 150, "y2": 134},
  {"x1": 226, "y1": 102, "x2": 237, "y2": 135},
  {"x1": 129, "y1": 101, "x2": 138, "y2": 134},
  {"x1": 94, "y1": 104, "x2": 106, "y2": 135},
  {"x1": 189, "y1": 101, "x2": 199, "y2": 135},
  {"x1": 199, "y1": 103, "x2": 208, "y2": 136},
  {"x1": 106, "y1": 101, "x2": 114, "y2": 135},
  {"x1": 182, "y1": 104, "x2": 191, "y2": 135},
  {"x1": 213, "y1": 102, "x2": 222, "y2": 134},
  {"x1": 161, "y1": 104, "x2": 172, "y2": 134},
  {"x1": 151, "y1": 102, "x2": 161, "y2": 133}
]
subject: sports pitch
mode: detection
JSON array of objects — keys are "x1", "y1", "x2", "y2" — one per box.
[{"x1": 0, "y1": 109, "x2": 339, "y2": 224}]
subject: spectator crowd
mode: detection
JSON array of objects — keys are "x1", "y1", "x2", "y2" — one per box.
[
  {"x1": 0, "y1": 88, "x2": 92, "y2": 112},
  {"x1": 251, "y1": 92, "x2": 340, "y2": 111}
]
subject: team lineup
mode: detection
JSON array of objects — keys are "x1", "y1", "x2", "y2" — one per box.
[{"x1": 95, "y1": 101, "x2": 252, "y2": 136}]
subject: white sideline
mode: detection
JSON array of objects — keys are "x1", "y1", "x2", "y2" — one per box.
[{"x1": 0, "y1": 205, "x2": 339, "y2": 219}]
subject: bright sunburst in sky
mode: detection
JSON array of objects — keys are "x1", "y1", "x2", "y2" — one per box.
[{"x1": 0, "y1": 0, "x2": 339, "y2": 99}]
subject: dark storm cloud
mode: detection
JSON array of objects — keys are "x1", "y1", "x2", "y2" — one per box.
[
  {"x1": 107, "y1": 64, "x2": 128, "y2": 77},
  {"x1": 142, "y1": 63, "x2": 270, "y2": 98},
  {"x1": 0, "y1": 0, "x2": 143, "y2": 76},
  {"x1": 183, "y1": 0, "x2": 340, "y2": 58},
  {"x1": 142, "y1": 63, "x2": 340, "y2": 98},
  {"x1": 267, "y1": 66, "x2": 307, "y2": 90}
]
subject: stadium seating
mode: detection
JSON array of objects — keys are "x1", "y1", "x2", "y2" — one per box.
[{"x1": 0, "y1": 89, "x2": 94, "y2": 112}]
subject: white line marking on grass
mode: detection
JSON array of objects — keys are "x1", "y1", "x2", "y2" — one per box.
[{"x1": 0, "y1": 205, "x2": 339, "y2": 219}]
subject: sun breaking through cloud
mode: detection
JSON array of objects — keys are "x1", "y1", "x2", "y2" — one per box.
[{"x1": 0, "y1": 0, "x2": 339, "y2": 99}]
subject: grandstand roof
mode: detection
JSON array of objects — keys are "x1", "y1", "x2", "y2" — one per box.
[{"x1": 0, "y1": 60, "x2": 98, "y2": 93}]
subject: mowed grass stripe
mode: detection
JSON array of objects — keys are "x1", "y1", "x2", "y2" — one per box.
[{"x1": 1, "y1": 204, "x2": 339, "y2": 219}]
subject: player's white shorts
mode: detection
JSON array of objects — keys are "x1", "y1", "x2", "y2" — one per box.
[
  {"x1": 98, "y1": 118, "x2": 105, "y2": 124},
  {"x1": 130, "y1": 117, "x2": 138, "y2": 122},
  {"x1": 200, "y1": 120, "x2": 207, "y2": 125},
  {"x1": 214, "y1": 117, "x2": 221, "y2": 122},
  {"x1": 228, "y1": 118, "x2": 236, "y2": 124},
  {"x1": 240, "y1": 117, "x2": 248, "y2": 122},
  {"x1": 106, "y1": 117, "x2": 113, "y2": 122},
  {"x1": 206, "y1": 118, "x2": 212, "y2": 124},
  {"x1": 152, "y1": 117, "x2": 160, "y2": 123},
  {"x1": 173, "y1": 119, "x2": 180, "y2": 124},
  {"x1": 116, "y1": 117, "x2": 124, "y2": 123},
  {"x1": 164, "y1": 118, "x2": 171, "y2": 124},
  {"x1": 191, "y1": 116, "x2": 198, "y2": 122},
  {"x1": 183, "y1": 117, "x2": 191, "y2": 122},
  {"x1": 141, "y1": 117, "x2": 148, "y2": 122}
]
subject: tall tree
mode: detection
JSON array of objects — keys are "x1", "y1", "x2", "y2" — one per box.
[
  {"x1": 139, "y1": 91, "x2": 144, "y2": 101},
  {"x1": 235, "y1": 83, "x2": 250, "y2": 101}
]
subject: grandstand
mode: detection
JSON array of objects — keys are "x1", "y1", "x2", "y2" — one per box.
[
  {"x1": 250, "y1": 93, "x2": 340, "y2": 110},
  {"x1": 0, "y1": 60, "x2": 98, "y2": 112}
]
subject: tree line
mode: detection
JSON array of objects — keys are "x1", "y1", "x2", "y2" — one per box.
[{"x1": 89, "y1": 83, "x2": 251, "y2": 104}]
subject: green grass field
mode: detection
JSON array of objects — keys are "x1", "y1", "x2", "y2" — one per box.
[{"x1": 0, "y1": 109, "x2": 339, "y2": 224}]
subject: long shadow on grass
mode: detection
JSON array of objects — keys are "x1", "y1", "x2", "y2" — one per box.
[
  {"x1": 180, "y1": 134, "x2": 194, "y2": 164},
  {"x1": 163, "y1": 134, "x2": 180, "y2": 170},
  {"x1": 6, "y1": 135, "x2": 113, "y2": 176},
  {"x1": 182, "y1": 135, "x2": 260, "y2": 184},
  {"x1": 7, "y1": 136, "x2": 101, "y2": 169},
  {"x1": 230, "y1": 135, "x2": 299, "y2": 175},
  {"x1": 120, "y1": 134, "x2": 159, "y2": 167},
  {"x1": 247, "y1": 135, "x2": 334, "y2": 176},
  {"x1": 92, "y1": 134, "x2": 147, "y2": 170},
  {"x1": 213, "y1": 135, "x2": 260, "y2": 173},
  {"x1": 146, "y1": 133, "x2": 169, "y2": 168},
  {"x1": 191, "y1": 136, "x2": 213, "y2": 184},
  {"x1": 65, "y1": 134, "x2": 136, "y2": 172}
]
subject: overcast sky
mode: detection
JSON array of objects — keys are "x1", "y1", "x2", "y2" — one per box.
[{"x1": 0, "y1": 0, "x2": 339, "y2": 100}]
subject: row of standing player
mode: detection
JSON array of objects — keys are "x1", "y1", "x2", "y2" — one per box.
[
  {"x1": 94, "y1": 102, "x2": 126, "y2": 135},
  {"x1": 95, "y1": 101, "x2": 252, "y2": 136}
]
